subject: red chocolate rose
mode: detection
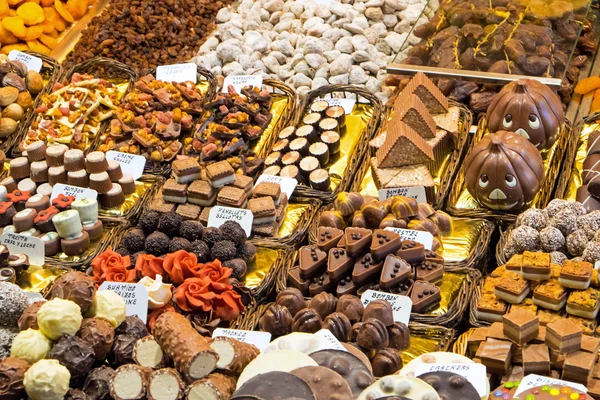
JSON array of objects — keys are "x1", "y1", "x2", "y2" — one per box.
[
  {"x1": 92, "y1": 249, "x2": 131, "y2": 286},
  {"x1": 213, "y1": 289, "x2": 244, "y2": 321},
  {"x1": 197, "y1": 260, "x2": 232, "y2": 285},
  {"x1": 174, "y1": 277, "x2": 216, "y2": 312},
  {"x1": 163, "y1": 250, "x2": 201, "y2": 285},
  {"x1": 135, "y1": 254, "x2": 165, "y2": 280}
]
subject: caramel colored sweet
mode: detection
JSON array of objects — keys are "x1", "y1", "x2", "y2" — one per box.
[
  {"x1": 77, "y1": 318, "x2": 115, "y2": 362},
  {"x1": 322, "y1": 312, "x2": 352, "y2": 342},
  {"x1": 276, "y1": 288, "x2": 306, "y2": 318},
  {"x1": 48, "y1": 271, "x2": 96, "y2": 314},
  {"x1": 388, "y1": 322, "x2": 411, "y2": 350},
  {"x1": 372, "y1": 348, "x2": 403, "y2": 376},
  {"x1": 17, "y1": 301, "x2": 44, "y2": 331},
  {"x1": 0, "y1": 357, "x2": 29, "y2": 400},
  {"x1": 309, "y1": 292, "x2": 337, "y2": 320},
  {"x1": 336, "y1": 294, "x2": 364, "y2": 323},
  {"x1": 293, "y1": 308, "x2": 323, "y2": 334},
  {"x1": 357, "y1": 318, "x2": 389, "y2": 350},
  {"x1": 363, "y1": 300, "x2": 394, "y2": 327}
]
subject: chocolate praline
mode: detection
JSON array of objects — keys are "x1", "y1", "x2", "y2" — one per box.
[
  {"x1": 17, "y1": 301, "x2": 44, "y2": 331},
  {"x1": 178, "y1": 220, "x2": 204, "y2": 242},
  {"x1": 115, "y1": 316, "x2": 149, "y2": 339},
  {"x1": 372, "y1": 348, "x2": 403, "y2": 376},
  {"x1": 48, "y1": 270, "x2": 96, "y2": 314},
  {"x1": 108, "y1": 334, "x2": 137, "y2": 366},
  {"x1": 219, "y1": 221, "x2": 247, "y2": 245},
  {"x1": 157, "y1": 212, "x2": 182, "y2": 238},
  {"x1": 48, "y1": 335, "x2": 95, "y2": 378},
  {"x1": 121, "y1": 229, "x2": 146, "y2": 253},
  {"x1": 83, "y1": 365, "x2": 115, "y2": 400},
  {"x1": 259, "y1": 304, "x2": 293, "y2": 337},
  {"x1": 516, "y1": 208, "x2": 548, "y2": 230},
  {"x1": 223, "y1": 258, "x2": 247, "y2": 280},
  {"x1": 144, "y1": 231, "x2": 170, "y2": 256},
  {"x1": 292, "y1": 308, "x2": 323, "y2": 333},
  {"x1": 169, "y1": 237, "x2": 191, "y2": 252},
  {"x1": 115, "y1": 247, "x2": 129, "y2": 256},
  {"x1": 190, "y1": 240, "x2": 211, "y2": 262},
  {"x1": 276, "y1": 288, "x2": 306, "y2": 317},
  {"x1": 323, "y1": 312, "x2": 352, "y2": 342},
  {"x1": 65, "y1": 388, "x2": 89, "y2": 400},
  {"x1": 77, "y1": 317, "x2": 115, "y2": 362},
  {"x1": 336, "y1": 294, "x2": 364, "y2": 323},
  {"x1": 363, "y1": 300, "x2": 394, "y2": 327},
  {"x1": 203, "y1": 227, "x2": 222, "y2": 247},
  {"x1": 388, "y1": 321, "x2": 410, "y2": 350},
  {"x1": 309, "y1": 292, "x2": 337, "y2": 320},
  {"x1": 0, "y1": 357, "x2": 29, "y2": 400},
  {"x1": 237, "y1": 241, "x2": 257, "y2": 263},
  {"x1": 138, "y1": 210, "x2": 160, "y2": 234},
  {"x1": 211, "y1": 240, "x2": 237, "y2": 261},
  {"x1": 357, "y1": 318, "x2": 389, "y2": 350},
  {"x1": 539, "y1": 226, "x2": 565, "y2": 253}
]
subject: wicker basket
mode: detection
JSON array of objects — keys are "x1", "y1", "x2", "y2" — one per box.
[
  {"x1": 98, "y1": 174, "x2": 164, "y2": 224},
  {"x1": 446, "y1": 118, "x2": 573, "y2": 222},
  {"x1": 468, "y1": 278, "x2": 495, "y2": 328},
  {"x1": 286, "y1": 85, "x2": 383, "y2": 202},
  {"x1": 3, "y1": 52, "x2": 61, "y2": 155},
  {"x1": 496, "y1": 227, "x2": 510, "y2": 266},
  {"x1": 451, "y1": 328, "x2": 475, "y2": 356}
]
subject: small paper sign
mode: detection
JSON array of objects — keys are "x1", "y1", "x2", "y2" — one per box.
[
  {"x1": 106, "y1": 151, "x2": 145, "y2": 180},
  {"x1": 414, "y1": 364, "x2": 488, "y2": 398},
  {"x1": 384, "y1": 227, "x2": 434, "y2": 250},
  {"x1": 8, "y1": 50, "x2": 42, "y2": 73},
  {"x1": 317, "y1": 98, "x2": 356, "y2": 114},
  {"x1": 222, "y1": 75, "x2": 263, "y2": 93},
  {"x1": 378, "y1": 186, "x2": 427, "y2": 203},
  {"x1": 98, "y1": 282, "x2": 148, "y2": 323},
  {"x1": 208, "y1": 206, "x2": 253, "y2": 237},
  {"x1": 595, "y1": 261, "x2": 600, "y2": 271},
  {"x1": 360, "y1": 289, "x2": 412, "y2": 325},
  {"x1": 212, "y1": 328, "x2": 272, "y2": 352},
  {"x1": 514, "y1": 374, "x2": 587, "y2": 397},
  {"x1": 0, "y1": 233, "x2": 44, "y2": 266},
  {"x1": 315, "y1": 329, "x2": 347, "y2": 351},
  {"x1": 51, "y1": 184, "x2": 98, "y2": 201},
  {"x1": 156, "y1": 63, "x2": 197, "y2": 84},
  {"x1": 254, "y1": 174, "x2": 297, "y2": 199}
]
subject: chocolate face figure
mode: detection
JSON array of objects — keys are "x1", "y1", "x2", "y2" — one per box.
[
  {"x1": 464, "y1": 130, "x2": 545, "y2": 211},
  {"x1": 486, "y1": 79, "x2": 564, "y2": 150}
]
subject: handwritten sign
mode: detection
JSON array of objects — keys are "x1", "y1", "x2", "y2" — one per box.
[
  {"x1": 316, "y1": 98, "x2": 356, "y2": 114},
  {"x1": 514, "y1": 374, "x2": 587, "y2": 397},
  {"x1": 98, "y1": 282, "x2": 148, "y2": 323},
  {"x1": 8, "y1": 51, "x2": 42, "y2": 73},
  {"x1": 0, "y1": 233, "x2": 44, "y2": 266},
  {"x1": 378, "y1": 186, "x2": 427, "y2": 203},
  {"x1": 360, "y1": 289, "x2": 412, "y2": 325},
  {"x1": 51, "y1": 184, "x2": 97, "y2": 202},
  {"x1": 223, "y1": 75, "x2": 263, "y2": 93},
  {"x1": 106, "y1": 151, "x2": 145, "y2": 180},
  {"x1": 415, "y1": 364, "x2": 488, "y2": 398},
  {"x1": 315, "y1": 329, "x2": 347, "y2": 351},
  {"x1": 156, "y1": 63, "x2": 197, "y2": 84},
  {"x1": 208, "y1": 206, "x2": 253, "y2": 236},
  {"x1": 212, "y1": 328, "x2": 271, "y2": 352},
  {"x1": 384, "y1": 227, "x2": 434, "y2": 250},
  {"x1": 254, "y1": 174, "x2": 297, "y2": 199}
]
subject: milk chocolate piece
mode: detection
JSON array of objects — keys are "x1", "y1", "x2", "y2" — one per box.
[
  {"x1": 562, "y1": 350, "x2": 595, "y2": 384},
  {"x1": 100, "y1": 184, "x2": 125, "y2": 208},
  {"x1": 323, "y1": 312, "x2": 352, "y2": 342},
  {"x1": 0, "y1": 202, "x2": 16, "y2": 226},
  {"x1": 503, "y1": 309, "x2": 539, "y2": 345},
  {"x1": 291, "y1": 365, "x2": 353, "y2": 400},
  {"x1": 0, "y1": 357, "x2": 29, "y2": 400},
  {"x1": 588, "y1": 130, "x2": 600, "y2": 155},
  {"x1": 259, "y1": 304, "x2": 293, "y2": 337},
  {"x1": 309, "y1": 292, "x2": 337, "y2": 320},
  {"x1": 545, "y1": 318, "x2": 582, "y2": 353},
  {"x1": 299, "y1": 245, "x2": 327, "y2": 279},
  {"x1": 309, "y1": 169, "x2": 330, "y2": 191},
  {"x1": 396, "y1": 240, "x2": 425, "y2": 264},
  {"x1": 276, "y1": 288, "x2": 306, "y2": 317},
  {"x1": 13, "y1": 208, "x2": 36, "y2": 232},
  {"x1": 64, "y1": 149, "x2": 86, "y2": 172},
  {"x1": 292, "y1": 308, "x2": 322, "y2": 333},
  {"x1": 522, "y1": 343, "x2": 550, "y2": 375},
  {"x1": 46, "y1": 144, "x2": 68, "y2": 167},
  {"x1": 89, "y1": 172, "x2": 113, "y2": 194},
  {"x1": 345, "y1": 227, "x2": 372, "y2": 257},
  {"x1": 309, "y1": 272, "x2": 335, "y2": 296},
  {"x1": 380, "y1": 254, "x2": 411, "y2": 289},
  {"x1": 309, "y1": 350, "x2": 374, "y2": 397},
  {"x1": 480, "y1": 338, "x2": 514, "y2": 375},
  {"x1": 41, "y1": 232, "x2": 60, "y2": 256},
  {"x1": 410, "y1": 281, "x2": 441, "y2": 313},
  {"x1": 25, "y1": 194, "x2": 50, "y2": 213},
  {"x1": 117, "y1": 175, "x2": 136, "y2": 196},
  {"x1": 49, "y1": 270, "x2": 95, "y2": 313},
  {"x1": 357, "y1": 318, "x2": 389, "y2": 350},
  {"x1": 388, "y1": 322, "x2": 410, "y2": 350},
  {"x1": 61, "y1": 230, "x2": 90, "y2": 256},
  {"x1": 372, "y1": 348, "x2": 403, "y2": 376},
  {"x1": 337, "y1": 276, "x2": 358, "y2": 296},
  {"x1": 582, "y1": 154, "x2": 600, "y2": 184},
  {"x1": 0, "y1": 177, "x2": 16, "y2": 193},
  {"x1": 363, "y1": 300, "x2": 394, "y2": 326},
  {"x1": 30, "y1": 160, "x2": 48, "y2": 183},
  {"x1": 0, "y1": 267, "x2": 15, "y2": 283},
  {"x1": 419, "y1": 371, "x2": 479, "y2": 400},
  {"x1": 48, "y1": 334, "x2": 95, "y2": 378},
  {"x1": 48, "y1": 165, "x2": 67, "y2": 186},
  {"x1": 288, "y1": 266, "x2": 310, "y2": 295},
  {"x1": 336, "y1": 294, "x2": 364, "y2": 323},
  {"x1": 327, "y1": 247, "x2": 353, "y2": 281},
  {"x1": 414, "y1": 259, "x2": 444, "y2": 284},
  {"x1": 370, "y1": 229, "x2": 401, "y2": 261},
  {"x1": 26, "y1": 141, "x2": 47, "y2": 162},
  {"x1": 9, "y1": 157, "x2": 29, "y2": 180},
  {"x1": 78, "y1": 317, "x2": 115, "y2": 362},
  {"x1": 352, "y1": 253, "x2": 383, "y2": 287},
  {"x1": 576, "y1": 185, "x2": 600, "y2": 213},
  {"x1": 85, "y1": 151, "x2": 109, "y2": 174},
  {"x1": 107, "y1": 160, "x2": 123, "y2": 181},
  {"x1": 233, "y1": 371, "x2": 316, "y2": 400}
]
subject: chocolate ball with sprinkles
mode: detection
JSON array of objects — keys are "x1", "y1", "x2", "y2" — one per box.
[
  {"x1": 138, "y1": 210, "x2": 160, "y2": 235},
  {"x1": 190, "y1": 240, "x2": 211, "y2": 263},
  {"x1": 179, "y1": 220, "x2": 203, "y2": 242},
  {"x1": 211, "y1": 240, "x2": 237, "y2": 262},
  {"x1": 202, "y1": 227, "x2": 222, "y2": 247},
  {"x1": 549, "y1": 208, "x2": 578, "y2": 236},
  {"x1": 0, "y1": 282, "x2": 27, "y2": 327},
  {"x1": 115, "y1": 247, "x2": 129, "y2": 257},
  {"x1": 509, "y1": 225, "x2": 541, "y2": 253},
  {"x1": 120, "y1": 228, "x2": 146, "y2": 253},
  {"x1": 219, "y1": 221, "x2": 247, "y2": 245},
  {"x1": 144, "y1": 232, "x2": 170, "y2": 256},
  {"x1": 567, "y1": 229, "x2": 589, "y2": 257},
  {"x1": 516, "y1": 208, "x2": 548, "y2": 230},
  {"x1": 583, "y1": 241, "x2": 600, "y2": 263},
  {"x1": 157, "y1": 212, "x2": 182, "y2": 238},
  {"x1": 223, "y1": 258, "x2": 248, "y2": 280},
  {"x1": 545, "y1": 199, "x2": 570, "y2": 216},
  {"x1": 551, "y1": 251, "x2": 567, "y2": 265},
  {"x1": 539, "y1": 226, "x2": 565, "y2": 253},
  {"x1": 169, "y1": 237, "x2": 191, "y2": 253}
]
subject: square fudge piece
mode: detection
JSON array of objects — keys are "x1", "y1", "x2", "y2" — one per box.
[
  {"x1": 522, "y1": 344, "x2": 550, "y2": 375},
  {"x1": 562, "y1": 351, "x2": 595, "y2": 384},
  {"x1": 480, "y1": 338, "x2": 514, "y2": 375},
  {"x1": 503, "y1": 309, "x2": 539, "y2": 345},
  {"x1": 545, "y1": 318, "x2": 582, "y2": 353}
]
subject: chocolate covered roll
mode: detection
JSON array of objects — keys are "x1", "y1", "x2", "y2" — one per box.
[
  {"x1": 310, "y1": 100, "x2": 329, "y2": 115},
  {"x1": 13, "y1": 208, "x2": 36, "y2": 232},
  {"x1": 302, "y1": 113, "x2": 322, "y2": 130},
  {"x1": 34, "y1": 206, "x2": 59, "y2": 232},
  {"x1": 30, "y1": 160, "x2": 49, "y2": 183},
  {"x1": 26, "y1": 141, "x2": 47, "y2": 162},
  {"x1": 9, "y1": 157, "x2": 30, "y2": 180},
  {"x1": 290, "y1": 137, "x2": 309, "y2": 156},
  {"x1": 41, "y1": 231, "x2": 60, "y2": 256},
  {"x1": 67, "y1": 170, "x2": 89, "y2": 188},
  {"x1": 265, "y1": 151, "x2": 282, "y2": 167},
  {"x1": 296, "y1": 125, "x2": 318, "y2": 143},
  {"x1": 107, "y1": 160, "x2": 123, "y2": 182},
  {"x1": 309, "y1": 142, "x2": 330, "y2": 166},
  {"x1": 279, "y1": 126, "x2": 296, "y2": 141},
  {"x1": 89, "y1": 172, "x2": 112, "y2": 194},
  {"x1": 326, "y1": 106, "x2": 346, "y2": 129},
  {"x1": 71, "y1": 198, "x2": 98, "y2": 224},
  {"x1": 309, "y1": 169, "x2": 330, "y2": 191},
  {"x1": 101, "y1": 184, "x2": 125, "y2": 208},
  {"x1": 280, "y1": 165, "x2": 301, "y2": 182},
  {"x1": 61, "y1": 230, "x2": 90, "y2": 256},
  {"x1": 318, "y1": 118, "x2": 339, "y2": 134},
  {"x1": 83, "y1": 220, "x2": 103, "y2": 240},
  {"x1": 0, "y1": 202, "x2": 16, "y2": 226},
  {"x1": 300, "y1": 156, "x2": 320, "y2": 180},
  {"x1": 85, "y1": 151, "x2": 109, "y2": 174},
  {"x1": 25, "y1": 194, "x2": 50, "y2": 213},
  {"x1": 37, "y1": 183, "x2": 53, "y2": 198},
  {"x1": 17, "y1": 179, "x2": 36, "y2": 195},
  {"x1": 272, "y1": 139, "x2": 289, "y2": 153},
  {"x1": 53, "y1": 210, "x2": 83, "y2": 239},
  {"x1": 64, "y1": 149, "x2": 86, "y2": 172},
  {"x1": 46, "y1": 144, "x2": 68, "y2": 166},
  {"x1": 0, "y1": 177, "x2": 16, "y2": 193},
  {"x1": 118, "y1": 175, "x2": 135, "y2": 196},
  {"x1": 321, "y1": 131, "x2": 341, "y2": 155},
  {"x1": 263, "y1": 165, "x2": 281, "y2": 176},
  {"x1": 281, "y1": 151, "x2": 301, "y2": 167},
  {"x1": 48, "y1": 166, "x2": 67, "y2": 186}
]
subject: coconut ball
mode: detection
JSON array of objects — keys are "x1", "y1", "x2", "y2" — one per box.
[
  {"x1": 0, "y1": 282, "x2": 28, "y2": 327},
  {"x1": 567, "y1": 229, "x2": 589, "y2": 257},
  {"x1": 516, "y1": 208, "x2": 548, "y2": 231},
  {"x1": 37, "y1": 298, "x2": 82, "y2": 340},
  {"x1": 583, "y1": 241, "x2": 600, "y2": 264},
  {"x1": 0, "y1": 326, "x2": 17, "y2": 358},
  {"x1": 545, "y1": 199, "x2": 570, "y2": 215},
  {"x1": 550, "y1": 208, "x2": 578, "y2": 236},
  {"x1": 550, "y1": 251, "x2": 567, "y2": 266},
  {"x1": 540, "y1": 226, "x2": 565, "y2": 253},
  {"x1": 508, "y1": 225, "x2": 540, "y2": 253}
]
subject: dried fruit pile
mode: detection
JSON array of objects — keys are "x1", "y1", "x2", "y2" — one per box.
[
  {"x1": 63, "y1": 0, "x2": 233, "y2": 73},
  {"x1": 575, "y1": 76, "x2": 600, "y2": 115},
  {"x1": 0, "y1": 0, "x2": 94, "y2": 55}
]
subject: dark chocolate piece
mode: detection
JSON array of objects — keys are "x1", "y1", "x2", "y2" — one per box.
[
  {"x1": 418, "y1": 371, "x2": 480, "y2": 400},
  {"x1": 233, "y1": 371, "x2": 316, "y2": 400},
  {"x1": 83, "y1": 366, "x2": 115, "y2": 400},
  {"x1": 388, "y1": 322, "x2": 411, "y2": 350},
  {"x1": 275, "y1": 288, "x2": 306, "y2": 317},
  {"x1": 357, "y1": 318, "x2": 389, "y2": 350},
  {"x1": 0, "y1": 357, "x2": 29, "y2": 400},
  {"x1": 372, "y1": 348, "x2": 403, "y2": 376},
  {"x1": 108, "y1": 334, "x2": 137, "y2": 366},
  {"x1": 309, "y1": 292, "x2": 337, "y2": 320},
  {"x1": 363, "y1": 300, "x2": 394, "y2": 326},
  {"x1": 309, "y1": 350, "x2": 374, "y2": 397},
  {"x1": 48, "y1": 335, "x2": 95, "y2": 378},
  {"x1": 323, "y1": 312, "x2": 352, "y2": 342},
  {"x1": 336, "y1": 294, "x2": 364, "y2": 323},
  {"x1": 114, "y1": 316, "x2": 149, "y2": 340},
  {"x1": 292, "y1": 308, "x2": 322, "y2": 333},
  {"x1": 77, "y1": 318, "x2": 115, "y2": 362}
]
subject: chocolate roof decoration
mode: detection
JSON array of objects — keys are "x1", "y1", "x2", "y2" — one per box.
[
  {"x1": 376, "y1": 120, "x2": 434, "y2": 168},
  {"x1": 399, "y1": 72, "x2": 448, "y2": 115},
  {"x1": 393, "y1": 94, "x2": 436, "y2": 139}
]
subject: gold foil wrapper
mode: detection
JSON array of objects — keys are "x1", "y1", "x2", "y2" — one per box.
[
  {"x1": 18, "y1": 265, "x2": 65, "y2": 292},
  {"x1": 425, "y1": 272, "x2": 466, "y2": 316},
  {"x1": 564, "y1": 121, "x2": 598, "y2": 200},
  {"x1": 99, "y1": 180, "x2": 153, "y2": 217},
  {"x1": 242, "y1": 247, "x2": 279, "y2": 288},
  {"x1": 253, "y1": 93, "x2": 292, "y2": 158},
  {"x1": 276, "y1": 203, "x2": 310, "y2": 239}
]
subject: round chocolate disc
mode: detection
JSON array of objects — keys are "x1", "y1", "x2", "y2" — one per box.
[
  {"x1": 418, "y1": 371, "x2": 479, "y2": 400},
  {"x1": 291, "y1": 366, "x2": 353, "y2": 400},
  {"x1": 232, "y1": 371, "x2": 316, "y2": 400},
  {"x1": 309, "y1": 349, "x2": 374, "y2": 397}
]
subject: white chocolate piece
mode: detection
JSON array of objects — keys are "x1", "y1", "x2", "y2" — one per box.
[
  {"x1": 36, "y1": 183, "x2": 53, "y2": 197},
  {"x1": 264, "y1": 332, "x2": 332, "y2": 355},
  {"x1": 37, "y1": 298, "x2": 82, "y2": 340},
  {"x1": 24, "y1": 359, "x2": 70, "y2": 400},
  {"x1": 88, "y1": 290, "x2": 126, "y2": 327},
  {"x1": 72, "y1": 198, "x2": 99, "y2": 224},
  {"x1": 52, "y1": 210, "x2": 83, "y2": 239},
  {"x1": 10, "y1": 328, "x2": 52, "y2": 364},
  {"x1": 2, "y1": 225, "x2": 16, "y2": 233},
  {"x1": 357, "y1": 376, "x2": 440, "y2": 400},
  {"x1": 19, "y1": 228, "x2": 37, "y2": 236},
  {"x1": 236, "y1": 350, "x2": 318, "y2": 389},
  {"x1": 139, "y1": 275, "x2": 172, "y2": 309},
  {"x1": 17, "y1": 178, "x2": 37, "y2": 194}
]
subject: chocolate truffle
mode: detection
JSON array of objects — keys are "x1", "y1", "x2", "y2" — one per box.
[
  {"x1": 219, "y1": 221, "x2": 247, "y2": 245},
  {"x1": 293, "y1": 308, "x2": 323, "y2": 333},
  {"x1": 83, "y1": 365, "x2": 115, "y2": 400},
  {"x1": 37, "y1": 298, "x2": 83, "y2": 340},
  {"x1": 323, "y1": 312, "x2": 352, "y2": 342},
  {"x1": 336, "y1": 294, "x2": 364, "y2": 323},
  {"x1": 551, "y1": 251, "x2": 567, "y2": 266},
  {"x1": 17, "y1": 301, "x2": 44, "y2": 331},
  {"x1": 138, "y1": 210, "x2": 160, "y2": 234},
  {"x1": 363, "y1": 300, "x2": 394, "y2": 326},
  {"x1": 114, "y1": 316, "x2": 149, "y2": 340},
  {"x1": 509, "y1": 225, "x2": 540, "y2": 253},
  {"x1": 202, "y1": 227, "x2": 222, "y2": 247},
  {"x1": 168, "y1": 237, "x2": 191, "y2": 252},
  {"x1": 179, "y1": 220, "x2": 203, "y2": 242},
  {"x1": 309, "y1": 292, "x2": 337, "y2": 320},
  {"x1": 259, "y1": 304, "x2": 293, "y2": 337},
  {"x1": 517, "y1": 208, "x2": 548, "y2": 230},
  {"x1": 108, "y1": 334, "x2": 137, "y2": 366},
  {"x1": 65, "y1": 389, "x2": 89, "y2": 400},
  {"x1": 223, "y1": 258, "x2": 247, "y2": 280},
  {"x1": 388, "y1": 322, "x2": 411, "y2": 350},
  {"x1": 540, "y1": 226, "x2": 565, "y2": 253},
  {"x1": 357, "y1": 318, "x2": 389, "y2": 350},
  {"x1": 157, "y1": 212, "x2": 181, "y2": 238},
  {"x1": 237, "y1": 241, "x2": 257, "y2": 263},
  {"x1": 372, "y1": 348, "x2": 403, "y2": 376},
  {"x1": 583, "y1": 241, "x2": 600, "y2": 263},
  {"x1": 48, "y1": 271, "x2": 96, "y2": 314},
  {"x1": 144, "y1": 231, "x2": 170, "y2": 256},
  {"x1": 211, "y1": 240, "x2": 237, "y2": 261},
  {"x1": 121, "y1": 229, "x2": 146, "y2": 253},
  {"x1": 9, "y1": 328, "x2": 50, "y2": 363},
  {"x1": 190, "y1": 240, "x2": 211, "y2": 263},
  {"x1": 89, "y1": 291, "x2": 126, "y2": 328},
  {"x1": 23, "y1": 359, "x2": 70, "y2": 400},
  {"x1": 567, "y1": 229, "x2": 589, "y2": 256},
  {"x1": 0, "y1": 357, "x2": 29, "y2": 400},
  {"x1": 48, "y1": 335, "x2": 95, "y2": 378},
  {"x1": 550, "y1": 208, "x2": 578, "y2": 236},
  {"x1": 77, "y1": 318, "x2": 115, "y2": 362},
  {"x1": 0, "y1": 282, "x2": 27, "y2": 327},
  {"x1": 276, "y1": 288, "x2": 306, "y2": 317}
]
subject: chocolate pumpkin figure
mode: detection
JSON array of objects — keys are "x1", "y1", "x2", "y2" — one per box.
[
  {"x1": 464, "y1": 130, "x2": 544, "y2": 211},
  {"x1": 486, "y1": 79, "x2": 564, "y2": 150}
]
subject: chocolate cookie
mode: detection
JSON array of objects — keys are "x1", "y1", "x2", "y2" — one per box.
[
  {"x1": 309, "y1": 349, "x2": 374, "y2": 397},
  {"x1": 291, "y1": 366, "x2": 353, "y2": 400}
]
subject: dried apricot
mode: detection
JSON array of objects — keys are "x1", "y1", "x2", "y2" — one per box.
[
  {"x1": 38, "y1": 32, "x2": 55, "y2": 48},
  {"x1": 43, "y1": 7, "x2": 65, "y2": 31},
  {"x1": 40, "y1": 0, "x2": 51, "y2": 5},
  {"x1": 591, "y1": 95, "x2": 600, "y2": 114},
  {"x1": 2, "y1": 16, "x2": 27, "y2": 38},
  {"x1": 0, "y1": 21, "x2": 18, "y2": 44},
  {"x1": 0, "y1": 43, "x2": 28, "y2": 54},
  {"x1": 7, "y1": 0, "x2": 24, "y2": 5},
  {"x1": 39, "y1": 18, "x2": 53, "y2": 32},
  {"x1": 54, "y1": 0, "x2": 73, "y2": 23},
  {"x1": 0, "y1": 0, "x2": 8, "y2": 18},
  {"x1": 575, "y1": 76, "x2": 600, "y2": 95},
  {"x1": 17, "y1": 2, "x2": 44, "y2": 25},
  {"x1": 26, "y1": 39, "x2": 49, "y2": 54},
  {"x1": 16, "y1": 24, "x2": 43, "y2": 40},
  {"x1": 65, "y1": 0, "x2": 85, "y2": 19}
]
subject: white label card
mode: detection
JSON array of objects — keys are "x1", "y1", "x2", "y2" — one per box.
[
  {"x1": 98, "y1": 282, "x2": 148, "y2": 323},
  {"x1": 212, "y1": 328, "x2": 272, "y2": 352},
  {"x1": 378, "y1": 186, "x2": 427, "y2": 203},
  {"x1": 514, "y1": 374, "x2": 587, "y2": 397},
  {"x1": 51, "y1": 184, "x2": 98, "y2": 202},
  {"x1": 106, "y1": 151, "x2": 145, "y2": 180},
  {"x1": 415, "y1": 364, "x2": 488, "y2": 397},
  {"x1": 384, "y1": 227, "x2": 434, "y2": 250},
  {"x1": 254, "y1": 174, "x2": 297, "y2": 199},
  {"x1": 315, "y1": 329, "x2": 347, "y2": 351},
  {"x1": 222, "y1": 75, "x2": 263, "y2": 93},
  {"x1": 8, "y1": 51, "x2": 42, "y2": 73},
  {"x1": 208, "y1": 206, "x2": 253, "y2": 237},
  {"x1": 317, "y1": 98, "x2": 356, "y2": 114},
  {"x1": 595, "y1": 261, "x2": 600, "y2": 271},
  {"x1": 156, "y1": 63, "x2": 197, "y2": 84},
  {"x1": 360, "y1": 289, "x2": 412, "y2": 325},
  {"x1": 0, "y1": 233, "x2": 44, "y2": 266}
]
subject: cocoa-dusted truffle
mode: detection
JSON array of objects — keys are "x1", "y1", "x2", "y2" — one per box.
[
  {"x1": 276, "y1": 288, "x2": 306, "y2": 317},
  {"x1": 83, "y1": 366, "x2": 115, "y2": 400},
  {"x1": 65, "y1": 388, "x2": 89, "y2": 400},
  {"x1": 539, "y1": 226, "x2": 565, "y2": 253},
  {"x1": 202, "y1": 227, "x2": 222, "y2": 247},
  {"x1": 509, "y1": 225, "x2": 540, "y2": 253},
  {"x1": 292, "y1": 308, "x2": 322, "y2": 333},
  {"x1": 583, "y1": 241, "x2": 600, "y2": 263},
  {"x1": 237, "y1": 241, "x2": 257, "y2": 262},
  {"x1": 211, "y1": 240, "x2": 237, "y2": 261},
  {"x1": 115, "y1": 316, "x2": 149, "y2": 340},
  {"x1": 357, "y1": 318, "x2": 389, "y2": 350},
  {"x1": 219, "y1": 221, "x2": 247, "y2": 245},
  {"x1": 551, "y1": 251, "x2": 567, "y2": 265},
  {"x1": 0, "y1": 282, "x2": 27, "y2": 327},
  {"x1": 48, "y1": 271, "x2": 96, "y2": 314},
  {"x1": 372, "y1": 348, "x2": 403, "y2": 376},
  {"x1": 567, "y1": 229, "x2": 589, "y2": 256},
  {"x1": 168, "y1": 237, "x2": 191, "y2": 252},
  {"x1": 336, "y1": 294, "x2": 364, "y2": 323},
  {"x1": 190, "y1": 240, "x2": 210, "y2": 262},
  {"x1": 18, "y1": 301, "x2": 44, "y2": 331},
  {"x1": 157, "y1": 212, "x2": 181, "y2": 238},
  {"x1": 0, "y1": 357, "x2": 29, "y2": 400},
  {"x1": 48, "y1": 335, "x2": 95, "y2": 378},
  {"x1": 77, "y1": 318, "x2": 115, "y2": 362},
  {"x1": 516, "y1": 208, "x2": 548, "y2": 230},
  {"x1": 121, "y1": 229, "x2": 145, "y2": 253},
  {"x1": 323, "y1": 312, "x2": 352, "y2": 342},
  {"x1": 363, "y1": 300, "x2": 394, "y2": 326},
  {"x1": 388, "y1": 322, "x2": 410, "y2": 350},
  {"x1": 144, "y1": 231, "x2": 170, "y2": 256},
  {"x1": 223, "y1": 258, "x2": 247, "y2": 280},
  {"x1": 108, "y1": 334, "x2": 137, "y2": 366},
  {"x1": 546, "y1": 199, "x2": 569, "y2": 215},
  {"x1": 179, "y1": 220, "x2": 203, "y2": 242},
  {"x1": 550, "y1": 208, "x2": 578, "y2": 236},
  {"x1": 309, "y1": 292, "x2": 337, "y2": 320},
  {"x1": 138, "y1": 210, "x2": 160, "y2": 234},
  {"x1": 259, "y1": 304, "x2": 293, "y2": 337}
]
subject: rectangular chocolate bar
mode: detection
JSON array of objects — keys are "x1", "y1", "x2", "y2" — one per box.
[
  {"x1": 216, "y1": 186, "x2": 247, "y2": 208},
  {"x1": 162, "y1": 178, "x2": 188, "y2": 204},
  {"x1": 480, "y1": 338, "x2": 513, "y2": 375},
  {"x1": 522, "y1": 344, "x2": 550, "y2": 375},
  {"x1": 467, "y1": 327, "x2": 489, "y2": 358},
  {"x1": 253, "y1": 182, "x2": 282, "y2": 206},
  {"x1": 232, "y1": 174, "x2": 254, "y2": 193},
  {"x1": 503, "y1": 309, "x2": 539, "y2": 345},
  {"x1": 562, "y1": 351, "x2": 595, "y2": 384},
  {"x1": 172, "y1": 158, "x2": 201, "y2": 184},
  {"x1": 188, "y1": 180, "x2": 217, "y2": 206},
  {"x1": 149, "y1": 197, "x2": 176, "y2": 214},
  {"x1": 545, "y1": 318, "x2": 582, "y2": 353}
]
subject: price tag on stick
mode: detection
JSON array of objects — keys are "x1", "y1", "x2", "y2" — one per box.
[
  {"x1": 8, "y1": 50, "x2": 42, "y2": 72},
  {"x1": 378, "y1": 186, "x2": 427, "y2": 203},
  {"x1": 106, "y1": 151, "x2": 145, "y2": 180},
  {"x1": 0, "y1": 233, "x2": 44, "y2": 266},
  {"x1": 51, "y1": 184, "x2": 98, "y2": 201},
  {"x1": 223, "y1": 75, "x2": 263, "y2": 93},
  {"x1": 208, "y1": 206, "x2": 253, "y2": 237},
  {"x1": 212, "y1": 328, "x2": 272, "y2": 352},
  {"x1": 360, "y1": 289, "x2": 412, "y2": 325}
]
